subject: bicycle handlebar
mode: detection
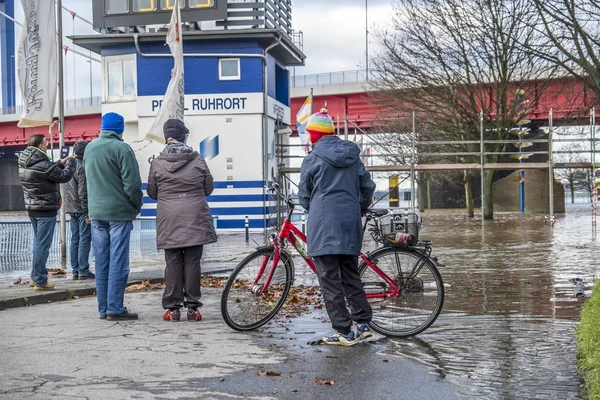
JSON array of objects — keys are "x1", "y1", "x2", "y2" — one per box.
[{"x1": 267, "y1": 184, "x2": 297, "y2": 209}]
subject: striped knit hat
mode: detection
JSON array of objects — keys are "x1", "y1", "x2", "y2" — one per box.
[{"x1": 306, "y1": 108, "x2": 335, "y2": 144}]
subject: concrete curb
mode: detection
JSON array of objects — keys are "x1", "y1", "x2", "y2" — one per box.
[{"x1": 0, "y1": 277, "x2": 167, "y2": 311}]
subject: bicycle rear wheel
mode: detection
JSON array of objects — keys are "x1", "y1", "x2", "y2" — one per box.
[
  {"x1": 221, "y1": 246, "x2": 294, "y2": 331},
  {"x1": 359, "y1": 247, "x2": 444, "y2": 337}
]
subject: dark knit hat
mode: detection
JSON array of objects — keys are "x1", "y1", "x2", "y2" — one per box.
[
  {"x1": 163, "y1": 119, "x2": 189, "y2": 143},
  {"x1": 101, "y1": 112, "x2": 125, "y2": 134},
  {"x1": 73, "y1": 140, "x2": 88, "y2": 160}
]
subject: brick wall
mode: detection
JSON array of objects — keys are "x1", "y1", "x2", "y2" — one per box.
[{"x1": 493, "y1": 170, "x2": 565, "y2": 213}]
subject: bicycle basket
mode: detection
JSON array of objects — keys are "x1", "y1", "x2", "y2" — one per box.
[{"x1": 375, "y1": 212, "x2": 422, "y2": 245}]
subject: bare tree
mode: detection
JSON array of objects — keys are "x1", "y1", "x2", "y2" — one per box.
[
  {"x1": 369, "y1": 0, "x2": 555, "y2": 219},
  {"x1": 555, "y1": 142, "x2": 586, "y2": 203},
  {"x1": 528, "y1": 0, "x2": 600, "y2": 104}
]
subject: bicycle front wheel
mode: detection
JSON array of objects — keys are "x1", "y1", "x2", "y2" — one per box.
[
  {"x1": 221, "y1": 246, "x2": 294, "y2": 331},
  {"x1": 359, "y1": 247, "x2": 444, "y2": 337}
]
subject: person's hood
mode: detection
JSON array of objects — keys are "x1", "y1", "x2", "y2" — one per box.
[
  {"x1": 19, "y1": 146, "x2": 49, "y2": 168},
  {"x1": 73, "y1": 140, "x2": 88, "y2": 160},
  {"x1": 311, "y1": 136, "x2": 360, "y2": 168},
  {"x1": 157, "y1": 144, "x2": 198, "y2": 173}
]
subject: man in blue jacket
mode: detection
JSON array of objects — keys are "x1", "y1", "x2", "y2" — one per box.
[{"x1": 298, "y1": 108, "x2": 377, "y2": 346}]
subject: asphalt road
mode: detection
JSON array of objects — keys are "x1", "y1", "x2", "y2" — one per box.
[{"x1": 0, "y1": 288, "x2": 466, "y2": 399}]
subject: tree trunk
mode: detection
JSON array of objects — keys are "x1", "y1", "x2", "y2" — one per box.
[
  {"x1": 418, "y1": 173, "x2": 427, "y2": 213},
  {"x1": 427, "y1": 178, "x2": 432, "y2": 210},
  {"x1": 464, "y1": 170, "x2": 474, "y2": 217},
  {"x1": 568, "y1": 177, "x2": 575, "y2": 203},
  {"x1": 483, "y1": 170, "x2": 495, "y2": 220}
]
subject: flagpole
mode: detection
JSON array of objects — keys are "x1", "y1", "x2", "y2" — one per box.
[{"x1": 57, "y1": 0, "x2": 67, "y2": 269}]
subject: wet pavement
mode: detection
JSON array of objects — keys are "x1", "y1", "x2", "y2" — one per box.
[
  {"x1": 0, "y1": 289, "x2": 462, "y2": 400},
  {"x1": 1, "y1": 205, "x2": 598, "y2": 398}
]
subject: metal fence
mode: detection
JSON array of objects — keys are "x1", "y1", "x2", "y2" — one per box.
[
  {"x1": 0, "y1": 219, "x2": 160, "y2": 275},
  {"x1": 290, "y1": 69, "x2": 367, "y2": 88},
  {"x1": 0, "y1": 96, "x2": 102, "y2": 116}
]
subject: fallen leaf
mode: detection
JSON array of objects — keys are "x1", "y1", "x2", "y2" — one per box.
[
  {"x1": 315, "y1": 379, "x2": 334, "y2": 385},
  {"x1": 219, "y1": 378, "x2": 225, "y2": 382},
  {"x1": 382, "y1": 359, "x2": 394, "y2": 363},
  {"x1": 72, "y1": 295, "x2": 80, "y2": 299},
  {"x1": 125, "y1": 280, "x2": 165, "y2": 293},
  {"x1": 258, "y1": 370, "x2": 281, "y2": 377},
  {"x1": 325, "y1": 355, "x2": 338, "y2": 359},
  {"x1": 13, "y1": 278, "x2": 22, "y2": 285}
]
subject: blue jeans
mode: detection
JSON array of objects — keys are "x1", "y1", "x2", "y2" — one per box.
[
  {"x1": 91, "y1": 221, "x2": 133, "y2": 316},
  {"x1": 30, "y1": 217, "x2": 56, "y2": 286},
  {"x1": 69, "y1": 213, "x2": 91, "y2": 276}
]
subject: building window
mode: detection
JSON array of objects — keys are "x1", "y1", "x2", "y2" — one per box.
[
  {"x1": 160, "y1": 0, "x2": 183, "y2": 10},
  {"x1": 403, "y1": 191, "x2": 412, "y2": 201},
  {"x1": 189, "y1": 0, "x2": 214, "y2": 8},
  {"x1": 105, "y1": 0, "x2": 129, "y2": 14},
  {"x1": 104, "y1": 55, "x2": 137, "y2": 101},
  {"x1": 133, "y1": 0, "x2": 157, "y2": 12},
  {"x1": 219, "y1": 58, "x2": 240, "y2": 81}
]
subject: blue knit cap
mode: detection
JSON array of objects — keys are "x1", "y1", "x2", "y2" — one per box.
[{"x1": 101, "y1": 112, "x2": 125, "y2": 134}]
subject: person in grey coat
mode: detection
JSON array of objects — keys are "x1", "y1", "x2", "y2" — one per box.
[
  {"x1": 147, "y1": 119, "x2": 217, "y2": 322},
  {"x1": 298, "y1": 108, "x2": 377, "y2": 346},
  {"x1": 63, "y1": 140, "x2": 94, "y2": 280}
]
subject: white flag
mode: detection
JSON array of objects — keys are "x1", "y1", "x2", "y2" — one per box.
[
  {"x1": 295, "y1": 89, "x2": 313, "y2": 154},
  {"x1": 146, "y1": 0, "x2": 185, "y2": 143},
  {"x1": 17, "y1": 0, "x2": 57, "y2": 128}
]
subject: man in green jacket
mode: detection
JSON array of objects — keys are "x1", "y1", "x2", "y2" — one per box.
[{"x1": 85, "y1": 112, "x2": 143, "y2": 321}]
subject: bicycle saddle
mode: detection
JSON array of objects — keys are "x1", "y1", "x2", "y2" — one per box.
[{"x1": 365, "y1": 209, "x2": 388, "y2": 217}]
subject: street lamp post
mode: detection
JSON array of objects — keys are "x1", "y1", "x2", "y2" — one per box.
[
  {"x1": 365, "y1": 0, "x2": 368, "y2": 81},
  {"x1": 87, "y1": 56, "x2": 92, "y2": 105}
]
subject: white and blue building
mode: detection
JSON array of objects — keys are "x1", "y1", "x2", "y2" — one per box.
[{"x1": 72, "y1": 2, "x2": 305, "y2": 230}]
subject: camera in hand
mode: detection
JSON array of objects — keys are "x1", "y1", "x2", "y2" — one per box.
[{"x1": 60, "y1": 146, "x2": 70, "y2": 159}]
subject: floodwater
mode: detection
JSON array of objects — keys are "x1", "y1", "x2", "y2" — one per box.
[{"x1": 379, "y1": 205, "x2": 598, "y2": 399}]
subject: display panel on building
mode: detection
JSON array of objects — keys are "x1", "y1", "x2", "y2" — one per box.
[{"x1": 93, "y1": 0, "x2": 228, "y2": 29}]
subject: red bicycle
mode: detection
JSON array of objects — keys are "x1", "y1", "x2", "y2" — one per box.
[{"x1": 220, "y1": 184, "x2": 444, "y2": 337}]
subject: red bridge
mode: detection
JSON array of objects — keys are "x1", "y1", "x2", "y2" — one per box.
[{"x1": 0, "y1": 71, "x2": 597, "y2": 148}]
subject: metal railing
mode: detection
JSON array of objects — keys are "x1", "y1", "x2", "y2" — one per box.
[
  {"x1": 290, "y1": 69, "x2": 367, "y2": 88},
  {"x1": 0, "y1": 96, "x2": 102, "y2": 116},
  {"x1": 0, "y1": 219, "x2": 160, "y2": 275}
]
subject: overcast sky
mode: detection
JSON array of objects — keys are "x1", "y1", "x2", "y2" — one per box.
[{"x1": 0, "y1": 0, "x2": 395, "y2": 105}]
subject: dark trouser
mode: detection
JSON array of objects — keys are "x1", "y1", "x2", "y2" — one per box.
[
  {"x1": 313, "y1": 255, "x2": 373, "y2": 334},
  {"x1": 69, "y1": 213, "x2": 91, "y2": 276},
  {"x1": 162, "y1": 245, "x2": 204, "y2": 310}
]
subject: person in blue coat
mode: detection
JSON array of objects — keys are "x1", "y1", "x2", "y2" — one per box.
[{"x1": 298, "y1": 108, "x2": 377, "y2": 346}]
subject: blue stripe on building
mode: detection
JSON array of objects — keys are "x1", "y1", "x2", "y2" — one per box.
[
  {"x1": 213, "y1": 181, "x2": 265, "y2": 189},
  {"x1": 143, "y1": 181, "x2": 265, "y2": 191},
  {"x1": 142, "y1": 194, "x2": 272, "y2": 204},
  {"x1": 140, "y1": 206, "x2": 276, "y2": 218},
  {"x1": 217, "y1": 219, "x2": 270, "y2": 229}
]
